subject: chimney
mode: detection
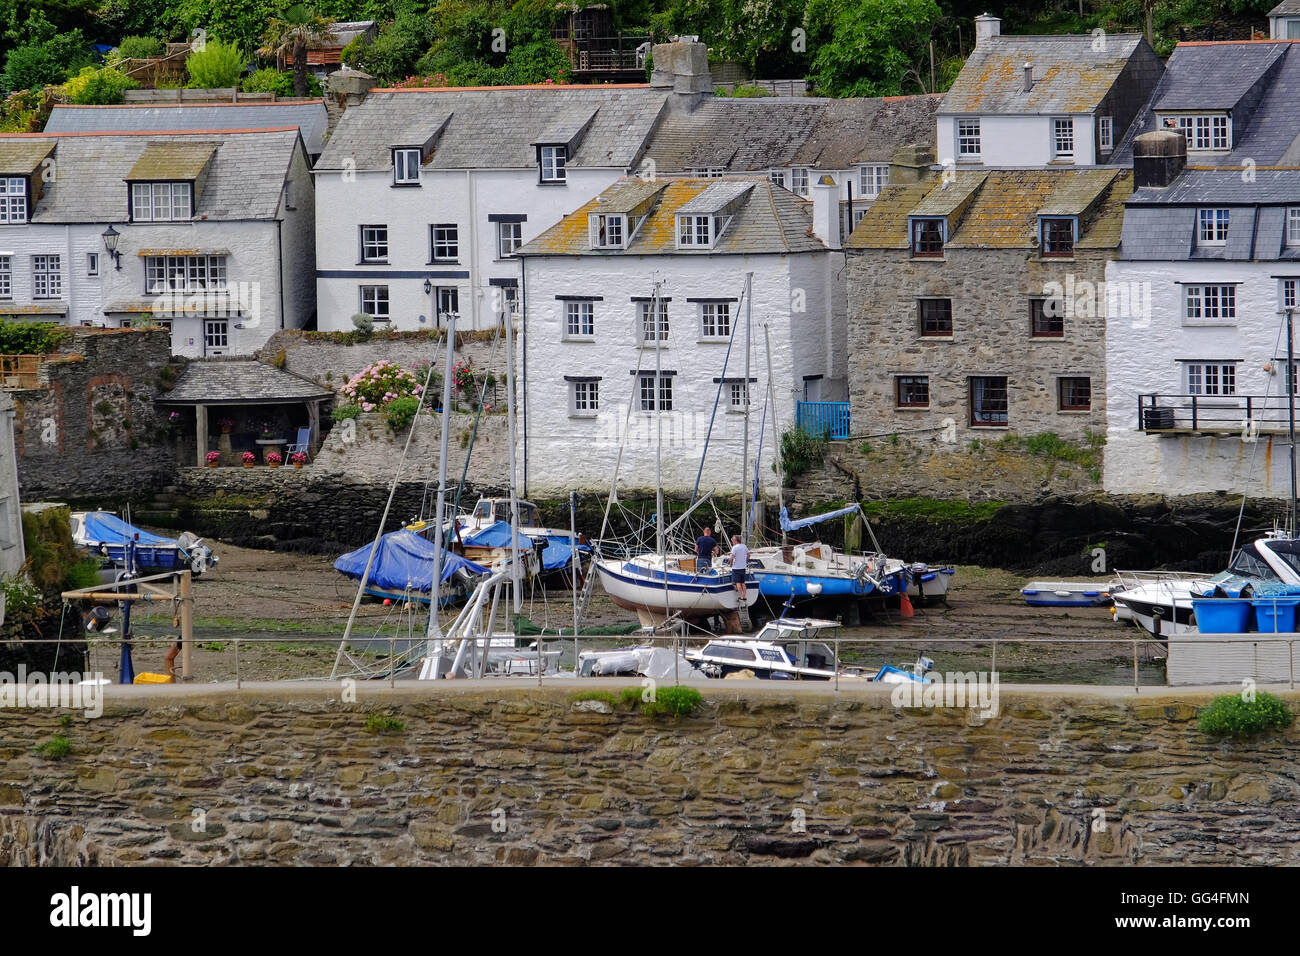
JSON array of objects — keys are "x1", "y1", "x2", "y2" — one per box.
[
  {"x1": 889, "y1": 145, "x2": 936, "y2": 184},
  {"x1": 327, "y1": 66, "x2": 376, "y2": 109},
  {"x1": 810, "y1": 174, "x2": 841, "y2": 251},
  {"x1": 974, "y1": 13, "x2": 1001, "y2": 46},
  {"x1": 1023, "y1": 62, "x2": 1033, "y2": 92},
  {"x1": 1133, "y1": 129, "x2": 1187, "y2": 188},
  {"x1": 650, "y1": 39, "x2": 714, "y2": 100}
]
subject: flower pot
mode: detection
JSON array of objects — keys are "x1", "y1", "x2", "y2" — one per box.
[
  {"x1": 293, "y1": 462, "x2": 303, "y2": 469},
  {"x1": 207, "y1": 461, "x2": 217, "y2": 468},
  {"x1": 269, "y1": 463, "x2": 280, "y2": 469},
  {"x1": 242, "y1": 462, "x2": 253, "y2": 468},
  {"x1": 221, "y1": 427, "x2": 231, "y2": 435}
]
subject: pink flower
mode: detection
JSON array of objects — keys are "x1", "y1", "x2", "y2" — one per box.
[{"x1": 363, "y1": 402, "x2": 374, "y2": 412}]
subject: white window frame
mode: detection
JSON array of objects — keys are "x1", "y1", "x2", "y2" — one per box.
[
  {"x1": 858, "y1": 164, "x2": 888, "y2": 198},
  {"x1": 0, "y1": 177, "x2": 26, "y2": 224},
  {"x1": 570, "y1": 380, "x2": 599, "y2": 416},
  {"x1": 540, "y1": 145, "x2": 567, "y2": 183},
  {"x1": 436, "y1": 287, "x2": 459, "y2": 322},
  {"x1": 360, "y1": 285, "x2": 390, "y2": 322},
  {"x1": 394, "y1": 148, "x2": 421, "y2": 184},
  {"x1": 1052, "y1": 118, "x2": 1074, "y2": 159},
  {"x1": 956, "y1": 118, "x2": 981, "y2": 157},
  {"x1": 727, "y1": 381, "x2": 749, "y2": 410},
  {"x1": 1197, "y1": 208, "x2": 1230, "y2": 245},
  {"x1": 769, "y1": 168, "x2": 786, "y2": 188},
  {"x1": 1167, "y1": 114, "x2": 1230, "y2": 151},
  {"x1": 1281, "y1": 278, "x2": 1298, "y2": 312},
  {"x1": 589, "y1": 213, "x2": 626, "y2": 249},
  {"x1": 32, "y1": 254, "x2": 61, "y2": 299},
  {"x1": 789, "y1": 167, "x2": 810, "y2": 197},
  {"x1": 1185, "y1": 362, "x2": 1236, "y2": 396},
  {"x1": 204, "y1": 318, "x2": 228, "y2": 350},
  {"x1": 1184, "y1": 284, "x2": 1236, "y2": 324},
  {"x1": 637, "y1": 300, "x2": 669, "y2": 344},
  {"x1": 699, "y1": 302, "x2": 731, "y2": 340},
  {"x1": 0, "y1": 256, "x2": 10, "y2": 299},
  {"x1": 1288, "y1": 207, "x2": 1300, "y2": 246},
  {"x1": 1098, "y1": 116, "x2": 1113, "y2": 152},
  {"x1": 688, "y1": 167, "x2": 726, "y2": 178},
  {"x1": 677, "y1": 215, "x2": 712, "y2": 248},
  {"x1": 87, "y1": 252, "x2": 99, "y2": 276},
  {"x1": 497, "y1": 220, "x2": 523, "y2": 258},
  {"x1": 361, "y1": 224, "x2": 388, "y2": 262},
  {"x1": 431, "y1": 224, "x2": 459, "y2": 261},
  {"x1": 638, "y1": 373, "x2": 673, "y2": 411},
  {"x1": 502, "y1": 284, "x2": 519, "y2": 317},
  {"x1": 146, "y1": 255, "x2": 227, "y2": 294},
  {"x1": 563, "y1": 300, "x2": 595, "y2": 339},
  {"x1": 130, "y1": 181, "x2": 192, "y2": 222}
]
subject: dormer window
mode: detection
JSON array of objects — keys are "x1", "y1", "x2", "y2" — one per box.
[
  {"x1": 678, "y1": 215, "x2": 712, "y2": 248},
  {"x1": 1162, "y1": 114, "x2": 1230, "y2": 151},
  {"x1": 911, "y1": 218, "x2": 945, "y2": 257},
  {"x1": 0, "y1": 177, "x2": 27, "y2": 224},
  {"x1": 1198, "y1": 208, "x2": 1230, "y2": 245},
  {"x1": 540, "y1": 145, "x2": 567, "y2": 183},
  {"x1": 589, "y1": 213, "x2": 626, "y2": 249},
  {"x1": 1040, "y1": 217, "x2": 1076, "y2": 257},
  {"x1": 130, "y1": 182, "x2": 192, "y2": 222},
  {"x1": 394, "y1": 148, "x2": 421, "y2": 185}
]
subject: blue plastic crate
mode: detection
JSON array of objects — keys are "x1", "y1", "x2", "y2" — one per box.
[
  {"x1": 1190, "y1": 598, "x2": 1253, "y2": 634},
  {"x1": 1252, "y1": 597, "x2": 1300, "y2": 633}
]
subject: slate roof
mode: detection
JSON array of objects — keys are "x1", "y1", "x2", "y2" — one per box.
[
  {"x1": 160, "y1": 360, "x2": 333, "y2": 405},
  {"x1": 124, "y1": 142, "x2": 215, "y2": 180},
  {"x1": 940, "y1": 34, "x2": 1147, "y2": 114},
  {"x1": 846, "y1": 169, "x2": 1129, "y2": 250},
  {"x1": 314, "y1": 87, "x2": 669, "y2": 171},
  {"x1": 1128, "y1": 167, "x2": 1300, "y2": 204},
  {"x1": 1270, "y1": 1, "x2": 1300, "y2": 15},
  {"x1": 45, "y1": 101, "x2": 330, "y2": 156},
  {"x1": 1112, "y1": 42, "x2": 1300, "y2": 165},
  {"x1": 516, "y1": 177, "x2": 825, "y2": 256},
  {"x1": 0, "y1": 129, "x2": 302, "y2": 223},
  {"x1": 788, "y1": 95, "x2": 941, "y2": 167},
  {"x1": 0, "y1": 139, "x2": 55, "y2": 175}
]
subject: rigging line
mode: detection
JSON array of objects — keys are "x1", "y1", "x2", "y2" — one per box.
[
  {"x1": 690, "y1": 281, "x2": 748, "y2": 506},
  {"x1": 1231, "y1": 314, "x2": 1288, "y2": 558},
  {"x1": 450, "y1": 323, "x2": 505, "y2": 535}
]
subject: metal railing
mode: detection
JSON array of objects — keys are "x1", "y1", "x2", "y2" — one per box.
[
  {"x1": 796, "y1": 401, "x2": 851, "y2": 439},
  {"x1": 1138, "y1": 392, "x2": 1300, "y2": 433},
  {"x1": 0, "y1": 354, "x2": 41, "y2": 389}
]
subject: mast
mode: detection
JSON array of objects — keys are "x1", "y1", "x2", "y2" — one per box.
[
  {"x1": 654, "y1": 280, "x2": 665, "y2": 558},
  {"x1": 764, "y1": 324, "x2": 785, "y2": 546},
  {"x1": 1289, "y1": 307, "x2": 1297, "y2": 536},
  {"x1": 506, "y1": 302, "x2": 523, "y2": 613},
  {"x1": 423, "y1": 311, "x2": 459, "y2": 653},
  {"x1": 741, "y1": 272, "x2": 753, "y2": 544}
]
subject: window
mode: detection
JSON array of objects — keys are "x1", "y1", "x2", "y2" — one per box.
[
  {"x1": 1052, "y1": 118, "x2": 1074, "y2": 159},
  {"x1": 1186, "y1": 362, "x2": 1236, "y2": 396},
  {"x1": 638, "y1": 299, "x2": 669, "y2": 342},
  {"x1": 1288, "y1": 208, "x2": 1300, "y2": 246},
  {"x1": 87, "y1": 253, "x2": 99, "y2": 276},
  {"x1": 911, "y1": 218, "x2": 945, "y2": 257},
  {"x1": 436, "y1": 287, "x2": 459, "y2": 321},
  {"x1": 769, "y1": 169, "x2": 786, "y2": 188},
  {"x1": 1030, "y1": 297, "x2": 1064, "y2": 336},
  {"x1": 1058, "y1": 377, "x2": 1091, "y2": 411},
  {"x1": 498, "y1": 220, "x2": 523, "y2": 258},
  {"x1": 918, "y1": 298, "x2": 952, "y2": 336},
  {"x1": 638, "y1": 373, "x2": 673, "y2": 411},
  {"x1": 32, "y1": 255, "x2": 61, "y2": 299},
  {"x1": 0, "y1": 499, "x2": 11, "y2": 549},
  {"x1": 970, "y1": 376, "x2": 1008, "y2": 426},
  {"x1": 0, "y1": 177, "x2": 26, "y2": 224},
  {"x1": 1198, "y1": 208, "x2": 1229, "y2": 245},
  {"x1": 678, "y1": 215, "x2": 712, "y2": 247},
  {"x1": 1041, "y1": 218, "x2": 1075, "y2": 256},
  {"x1": 360, "y1": 285, "x2": 390, "y2": 322},
  {"x1": 571, "y1": 381, "x2": 599, "y2": 415},
  {"x1": 430, "y1": 224, "x2": 458, "y2": 261},
  {"x1": 1282, "y1": 279, "x2": 1298, "y2": 311},
  {"x1": 204, "y1": 319, "x2": 228, "y2": 350},
  {"x1": 727, "y1": 381, "x2": 749, "y2": 409},
  {"x1": 700, "y1": 302, "x2": 730, "y2": 339},
  {"x1": 896, "y1": 376, "x2": 929, "y2": 408},
  {"x1": 688, "y1": 167, "x2": 725, "y2": 178},
  {"x1": 1168, "y1": 114, "x2": 1230, "y2": 151},
  {"x1": 1098, "y1": 116, "x2": 1113, "y2": 152},
  {"x1": 361, "y1": 225, "x2": 388, "y2": 262},
  {"x1": 130, "y1": 181, "x2": 192, "y2": 222},
  {"x1": 858, "y1": 164, "x2": 888, "y2": 197},
  {"x1": 394, "y1": 148, "x2": 421, "y2": 184},
  {"x1": 145, "y1": 255, "x2": 227, "y2": 293},
  {"x1": 564, "y1": 300, "x2": 594, "y2": 338},
  {"x1": 0, "y1": 256, "x2": 9, "y2": 298},
  {"x1": 589, "y1": 213, "x2": 625, "y2": 249},
  {"x1": 502, "y1": 285, "x2": 519, "y2": 317},
  {"x1": 789, "y1": 168, "x2": 809, "y2": 197},
  {"x1": 540, "y1": 145, "x2": 567, "y2": 183},
  {"x1": 1185, "y1": 285, "x2": 1236, "y2": 323},
  {"x1": 956, "y1": 119, "x2": 981, "y2": 157}
]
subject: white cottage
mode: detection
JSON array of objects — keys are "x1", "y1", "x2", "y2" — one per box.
[
  {"x1": 0, "y1": 392, "x2": 23, "y2": 578},
  {"x1": 516, "y1": 177, "x2": 837, "y2": 497},
  {"x1": 0, "y1": 128, "x2": 315, "y2": 358}
]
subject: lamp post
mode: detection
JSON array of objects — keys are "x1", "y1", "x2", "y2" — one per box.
[{"x1": 101, "y1": 225, "x2": 122, "y2": 271}]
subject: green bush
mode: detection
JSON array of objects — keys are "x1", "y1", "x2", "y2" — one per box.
[
  {"x1": 331, "y1": 404, "x2": 361, "y2": 422},
  {"x1": 717, "y1": 84, "x2": 772, "y2": 97},
  {"x1": 0, "y1": 577, "x2": 42, "y2": 621},
  {"x1": 569, "y1": 690, "x2": 618, "y2": 707},
  {"x1": 383, "y1": 395, "x2": 421, "y2": 433},
  {"x1": 34, "y1": 735, "x2": 71, "y2": 759},
  {"x1": 21, "y1": 505, "x2": 92, "y2": 595},
  {"x1": 0, "y1": 320, "x2": 69, "y2": 354},
  {"x1": 115, "y1": 36, "x2": 165, "y2": 60},
  {"x1": 185, "y1": 41, "x2": 244, "y2": 88},
  {"x1": 365, "y1": 713, "x2": 405, "y2": 734},
  {"x1": 240, "y1": 67, "x2": 293, "y2": 96},
  {"x1": 1199, "y1": 692, "x2": 1294, "y2": 738},
  {"x1": 619, "y1": 686, "x2": 644, "y2": 707},
  {"x1": 781, "y1": 427, "x2": 828, "y2": 479},
  {"x1": 642, "y1": 685, "x2": 703, "y2": 718}
]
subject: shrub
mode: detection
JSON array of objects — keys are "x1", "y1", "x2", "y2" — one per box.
[
  {"x1": 383, "y1": 395, "x2": 421, "y2": 433},
  {"x1": 63, "y1": 65, "x2": 138, "y2": 104},
  {"x1": 0, "y1": 320, "x2": 69, "y2": 354},
  {"x1": 719, "y1": 84, "x2": 772, "y2": 97},
  {"x1": 642, "y1": 685, "x2": 703, "y2": 718},
  {"x1": 1199, "y1": 692, "x2": 1294, "y2": 738},
  {"x1": 331, "y1": 404, "x2": 361, "y2": 422},
  {"x1": 619, "y1": 686, "x2": 645, "y2": 706},
  {"x1": 350, "y1": 312, "x2": 373, "y2": 336},
  {"x1": 365, "y1": 713, "x2": 405, "y2": 734},
  {"x1": 781, "y1": 427, "x2": 828, "y2": 479},
  {"x1": 0, "y1": 577, "x2": 42, "y2": 621},
  {"x1": 185, "y1": 41, "x2": 244, "y2": 88},
  {"x1": 570, "y1": 690, "x2": 618, "y2": 707},
  {"x1": 34, "y1": 735, "x2": 71, "y2": 759},
  {"x1": 240, "y1": 67, "x2": 293, "y2": 96},
  {"x1": 341, "y1": 360, "x2": 424, "y2": 413},
  {"x1": 115, "y1": 36, "x2": 165, "y2": 60}
]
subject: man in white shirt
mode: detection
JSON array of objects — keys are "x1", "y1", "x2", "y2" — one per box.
[{"x1": 729, "y1": 535, "x2": 749, "y2": 601}]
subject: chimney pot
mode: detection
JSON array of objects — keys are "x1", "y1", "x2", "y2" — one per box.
[
  {"x1": 1133, "y1": 129, "x2": 1187, "y2": 188},
  {"x1": 1023, "y1": 62, "x2": 1033, "y2": 92}
]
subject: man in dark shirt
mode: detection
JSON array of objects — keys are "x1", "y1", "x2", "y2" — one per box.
[{"x1": 695, "y1": 526, "x2": 718, "y2": 575}]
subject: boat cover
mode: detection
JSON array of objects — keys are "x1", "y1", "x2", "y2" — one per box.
[
  {"x1": 779, "y1": 504, "x2": 861, "y2": 532},
  {"x1": 462, "y1": 520, "x2": 535, "y2": 550},
  {"x1": 334, "y1": 530, "x2": 489, "y2": 591},
  {"x1": 538, "y1": 535, "x2": 592, "y2": 573},
  {"x1": 80, "y1": 512, "x2": 178, "y2": 548}
]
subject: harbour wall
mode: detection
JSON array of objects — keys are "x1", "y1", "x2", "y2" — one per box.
[{"x1": 2, "y1": 683, "x2": 1298, "y2": 866}]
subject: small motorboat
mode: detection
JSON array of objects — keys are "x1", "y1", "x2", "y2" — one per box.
[
  {"x1": 72, "y1": 511, "x2": 218, "y2": 575},
  {"x1": 1021, "y1": 581, "x2": 1112, "y2": 607},
  {"x1": 907, "y1": 563, "x2": 956, "y2": 603}
]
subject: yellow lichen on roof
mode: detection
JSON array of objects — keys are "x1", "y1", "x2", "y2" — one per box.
[
  {"x1": 523, "y1": 178, "x2": 714, "y2": 255},
  {"x1": 845, "y1": 180, "x2": 934, "y2": 249},
  {"x1": 124, "y1": 142, "x2": 216, "y2": 181},
  {"x1": 0, "y1": 139, "x2": 55, "y2": 175},
  {"x1": 1077, "y1": 169, "x2": 1132, "y2": 249}
]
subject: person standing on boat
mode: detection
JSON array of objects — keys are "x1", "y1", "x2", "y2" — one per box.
[
  {"x1": 695, "y1": 526, "x2": 718, "y2": 575},
  {"x1": 730, "y1": 535, "x2": 749, "y2": 600}
]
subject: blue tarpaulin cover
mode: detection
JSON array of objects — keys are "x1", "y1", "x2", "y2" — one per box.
[
  {"x1": 334, "y1": 530, "x2": 489, "y2": 591},
  {"x1": 463, "y1": 520, "x2": 535, "y2": 549},
  {"x1": 540, "y1": 535, "x2": 591, "y2": 572},
  {"x1": 779, "y1": 504, "x2": 861, "y2": 533},
  {"x1": 81, "y1": 512, "x2": 178, "y2": 548}
]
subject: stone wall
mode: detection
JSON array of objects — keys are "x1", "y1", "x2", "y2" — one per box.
[
  {"x1": 11, "y1": 329, "x2": 177, "y2": 500},
  {"x1": 2, "y1": 683, "x2": 1298, "y2": 866}
]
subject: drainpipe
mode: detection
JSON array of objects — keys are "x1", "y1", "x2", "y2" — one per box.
[
  {"x1": 521, "y1": 259, "x2": 528, "y2": 496},
  {"x1": 467, "y1": 169, "x2": 479, "y2": 330},
  {"x1": 276, "y1": 218, "x2": 286, "y2": 333}
]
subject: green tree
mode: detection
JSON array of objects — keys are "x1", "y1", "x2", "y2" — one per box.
[
  {"x1": 114, "y1": 35, "x2": 165, "y2": 60},
  {"x1": 63, "y1": 64, "x2": 139, "y2": 103},
  {"x1": 185, "y1": 39, "x2": 245, "y2": 88},
  {"x1": 174, "y1": 0, "x2": 278, "y2": 55},
  {"x1": 341, "y1": 10, "x2": 432, "y2": 83},
  {"x1": 806, "y1": 0, "x2": 942, "y2": 96},
  {"x1": 260, "y1": 4, "x2": 338, "y2": 97}
]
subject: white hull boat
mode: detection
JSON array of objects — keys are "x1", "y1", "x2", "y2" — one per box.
[{"x1": 594, "y1": 553, "x2": 758, "y2": 625}]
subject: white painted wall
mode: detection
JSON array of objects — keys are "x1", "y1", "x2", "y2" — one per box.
[
  {"x1": 520, "y1": 251, "x2": 833, "y2": 496},
  {"x1": 936, "y1": 113, "x2": 1097, "y2": 167},
  {"x1": 314, "y1": 165, "x2": 628, "y2": 333},
  {"x1": 0, "y1": 394, "x2": 22, "y2": 578},
  {"x1": 1105, "y1": 257, "x2": 1300, "y2": 495}
]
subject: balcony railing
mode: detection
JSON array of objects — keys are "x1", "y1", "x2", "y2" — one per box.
[
  {"x1": 796, "y1": 401, "x2": 851, "y2": 440},
  {"x1": 1138, "y1": 393, "x2": 1300, "y2": 433},
  {"x1": 0, "y1": 354, "x2": 41, "y2": 390}
]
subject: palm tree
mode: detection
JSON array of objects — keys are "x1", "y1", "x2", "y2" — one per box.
[{"x1": 261, "y1": 4, "x2": 338, "y2": 97}]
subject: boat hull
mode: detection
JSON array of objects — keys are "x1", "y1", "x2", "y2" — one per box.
[{"x1": 595, "y1": 558, "x2": 758, "y2": 616}]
